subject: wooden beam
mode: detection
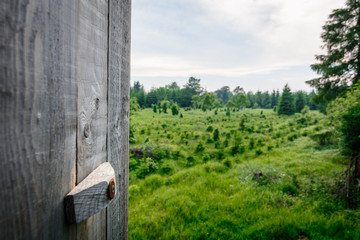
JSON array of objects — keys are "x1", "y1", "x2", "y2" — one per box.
[
  {"x1": 64, "y1": 162, "x2": 116, "y2": 224},
  {"x1": 107, "y1": 0, "x2": 131, "y2": 239}
]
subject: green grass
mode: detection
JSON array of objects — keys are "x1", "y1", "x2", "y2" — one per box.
[{"x1": 129, "y1": 108, "x2": 360, "y2": 240}]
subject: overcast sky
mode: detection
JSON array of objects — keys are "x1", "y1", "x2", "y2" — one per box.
[{"x1": 131, "y1": 0, "x2": 345, "y2": 93}]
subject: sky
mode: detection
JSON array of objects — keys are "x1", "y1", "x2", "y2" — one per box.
[{"x1": 131, "y1": 0, "x2": 345, "y2": 93}]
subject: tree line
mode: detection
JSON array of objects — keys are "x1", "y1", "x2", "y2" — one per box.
[{"x1": 130, "y1": 78, "x2": 318, "y2": 113}]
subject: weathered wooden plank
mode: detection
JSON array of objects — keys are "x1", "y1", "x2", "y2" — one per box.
[
  {"x1": 76, "y1": 0, "x2": 108, "y2": 184},
  {"x1": 0, "y1": 1, "x2": 78, "y2": 239},
  {"x1": 65, "y1": 162, "x2": 116, "y2": 224},
  {"x1": 107, "y1": 0, "x2": 131, "y2": 239},
  {"x1": 76, "y1": 0, "x2": 109, "y2": 239}
]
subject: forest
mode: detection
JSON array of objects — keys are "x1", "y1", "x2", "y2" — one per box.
[{"x1": 128, "y1": 1, "x2": 360, "y2": 239}]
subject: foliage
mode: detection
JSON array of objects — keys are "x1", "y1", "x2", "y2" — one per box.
[
  {"x1": 310, "y1": 129, "x2": 337, "y2": 146},
  {"x1": 171, "y1": 103, "x2": 179, "y2": 116},
  {"x1": 185, "y1": 76, "x2": 203, "y2": 95},
  {"x1": 195, "y1": 142, "x2": 205, "y2": 153},
  {"x1": 130, "y1": 97, "x2": 140, "y2": 112},
  {"x1": 278, "y1": 84, "x2": 295, "y2": 115},
  {"x1": 295, "y1": 91, "x2": 306, "y2": 113},
  {"x1": 328, "y1": 84, "x2": 360, "y2": 206},
  {"x1": 328, "y1": 84, "x2": 360, "y2": 155},
  {"x1": 215, "y1": 86, "x2": 232, "y2": 104},
  {"x1": 307, "y1": 0, "x2": 360, "y2": 108},
  {"x1": 213, "y1": 129, "x2": 220, "y2": 141},
  {"x1": 201, "y1": 93, "x2": 217, "y2": 111},
  {"x1": 129, "y1": 108, "x2": 360, "y2": 239},
  {"x1": 160, "y1": 100, "x2": 170, "y2": 113}
]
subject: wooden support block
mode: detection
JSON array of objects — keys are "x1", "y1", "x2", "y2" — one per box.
[{"x1": 64, "y1": 162, "x2": 116, "y2": 224}]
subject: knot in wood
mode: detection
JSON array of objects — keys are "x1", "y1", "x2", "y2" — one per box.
[{"x1": 84, "y1": 123, "x2": 90, "y2": 138}]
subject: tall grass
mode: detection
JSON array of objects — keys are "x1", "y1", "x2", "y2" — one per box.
[{"x1": 129, "y1": 108, "x2": 359, "y2": 239}]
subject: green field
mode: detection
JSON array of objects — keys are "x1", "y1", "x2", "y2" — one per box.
[{"x1": 129, "y1": 108, "x2": 360, "y2": 240}]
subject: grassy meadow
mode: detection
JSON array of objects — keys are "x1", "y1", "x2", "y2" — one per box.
[{"x1": 129, "y1": 108, "x2": 360, "y2": 240}]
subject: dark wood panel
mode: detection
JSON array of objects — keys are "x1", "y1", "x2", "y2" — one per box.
[{"x1": 107, "y1": 0, "x2": 131, "y2": 239}]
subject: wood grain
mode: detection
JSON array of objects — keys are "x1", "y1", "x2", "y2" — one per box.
[
  {"x1": 107, "y1": 0, "x2": 131, "y2": 239},
  {"x1": 65, "y1": 162, "x2": 116, "y2": 224},
  {"x1": 0, "y1": 1, "x2": 78, "y2": 239},
  {"x1": 75, "y1": 0, "x2": 109, "y2": 239},
  {"x1": 0, "y1": 0, "x2": 130, "y2": 239}
]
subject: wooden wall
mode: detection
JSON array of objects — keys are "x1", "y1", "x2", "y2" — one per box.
[{"x1": 0, "y1": 0, "x2": 130, "y2": 239}]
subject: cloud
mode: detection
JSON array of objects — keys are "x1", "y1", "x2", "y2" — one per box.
[{"x1": 131, "y1": 0, "x2": 345, "y2": 90}]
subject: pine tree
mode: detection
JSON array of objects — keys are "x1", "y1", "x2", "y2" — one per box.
[
  {"x1": 295, "y1": 91, "x2": 306, "y2": 113},
  {"x1": 278, "y1": 84, "x2": 295, "y2": 115},
  {"x1": 307, "y1": 0, "x2": 360, "y2": 108}
]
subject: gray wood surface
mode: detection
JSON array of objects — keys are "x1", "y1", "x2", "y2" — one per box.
[
  {"x1": 1, "y1": 0, "x2": 130, "y2": 239},
  {"x1": 75, "y1": 0, "x2": 109, "y2": 238},
  {"x1": 77, "y1": 0, "x2": 108, "y2": 184},
  {"x1": 65, "y1": 162, "x2": 116, "y2": 224},
  {"x1": 107, "y1": 0, "x2": 131, "y2": 239},
  {"x1": 0, "y1": 1, "x2": 78, "y2": 239}
]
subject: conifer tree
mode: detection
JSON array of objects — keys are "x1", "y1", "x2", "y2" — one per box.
[
  {"x1": 295, "y1": 91, "x2": 306, "y2": 113},
  {"x1": 307, "y1": 0, "x2": 360, "y2": 108},
  {"x1": 278, "y1": 84, "x2": 295, "y2": 115}
]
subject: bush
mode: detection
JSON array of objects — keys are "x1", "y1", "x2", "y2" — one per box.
[
  {"x1": 187, "y1": 156, "x2": 196, "y2": 166},
  {"x1": 195, "y1": 142, "x2": 205, "y2": 153},
  {"x1": 287, "y1": 133, "x2": 298, "y2": 142},
  {"x1": 137, "y1": 157, "x2": 158, "y2": 179},
  {"x1": 171, "y1": 104, "x2": 179, "y2": 115},
  {"x1": 282, "y1": 184, "x2": 298, "y2": 196},
  {"x1": 255, "y1": 149, "x2": 263, "y2": 156},
  {"x1": 206, "y1": 125, "x2": 214, "y2": 132},
  {"x1": 230, "y1": 145, "x2": 240, "y2": 156},
  {"x1": 160, "y1": 163, "x2": 173, "y2": 175},
  {"x1": 249, "y1": 138, "x2": 255, "y2": 149},
  {"x1": 202, "y1": 154, "x2": 210, "y2": 162},
  {"x1": 213, "y1": 129, "x2": 220, "y2": 141},
  {"x1": 129, "y1": 158, "x2": 138, "y2": 170},
  {"x1": 310, "y1": 129, "x2": 337, "y2": 146},
  {"x1": 224, "y1": 159, "x2": 233, "y2": 168}
]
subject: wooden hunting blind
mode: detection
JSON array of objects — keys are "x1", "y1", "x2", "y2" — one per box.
[{"x1": 0, "y1": 0, "x2": 131, "y2": 239}]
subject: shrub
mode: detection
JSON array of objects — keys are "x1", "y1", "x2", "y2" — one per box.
[
  {"x1": 230, "y1": 145, "x2": 240, "y2": 156},
  {"x1": 160, "y1": 163, "x2": 173, "y2": 174},
  {"x1": 224, "y1": 159, "x2": 233, "y2": 168},
  {"x1": 187, "y1": 156, "x2": 196, "y2": 166},
  {"x1": 202, "y1": 154, "x2": 210, "y2": 162},
  {"x1": 226, "y1": 109, "x2": 231, "y2": 117},
  {"x1": 195, "y1": 142, "x2": 205, "y2": 153},
  {"x1": 213, "y1": 129, "x2": 220, "y2": 141},
  {"x1": 249, "y1": 138, "x2": 255, "y2": 149},
  {"x1": 206, "y1": 125, "x2": 214, "y2": 132},
  {"x1": 267, "y1": 145, "x2": 274, "y2": 151},
  {"x1": 223, "y1": 139, "x2": 229, "y2": 147},
  {"x1": 255, "y1": 149, "x2": 263, "y2": 156},
  {"x1": 310, "y1": 129, "x2": 337, "y2": 146},
  {"x1": 129, "y1": 158, "x2": 138, "y2": 170},
  {"x1": 137, "y1": 157, "x2": 158, "y2": 179},
  {"x1": 282, "y1": 184, "x2": 298, "y2": 196},
  {"x1": 171, "y1": 104, "x2": 179, "y2": 115},
  {"x1": 214, "y1": 150, "x2": 225, "y2": 160},
  {"x1": 287, "y1": 133, "x2": 298, "y2": 142}
]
